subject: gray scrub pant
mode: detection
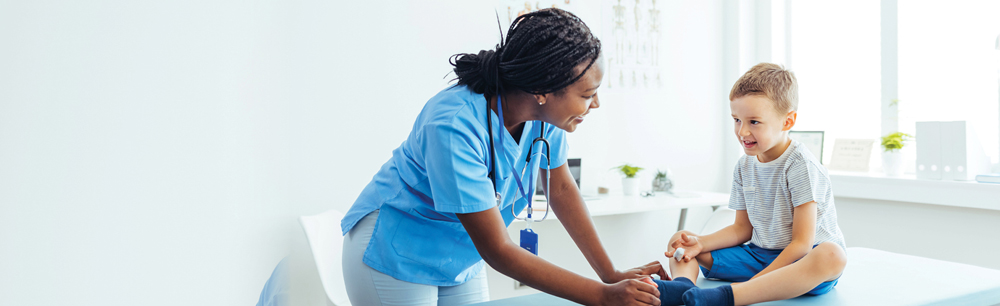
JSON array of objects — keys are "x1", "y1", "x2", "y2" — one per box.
[{"x1": 342, "y1": 210, "x2": 490, "y2": 306}]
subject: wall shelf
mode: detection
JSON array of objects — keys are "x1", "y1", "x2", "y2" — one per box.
[{"x1": 829, "y1": 171, "x2": 1000, "y2": 211}]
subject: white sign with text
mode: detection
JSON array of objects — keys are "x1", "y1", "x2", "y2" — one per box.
[{"x1": 828, "y1": 139, "x2": 875, "y2": 172}]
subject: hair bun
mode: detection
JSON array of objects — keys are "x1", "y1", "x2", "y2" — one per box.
[
  {"x1": 450, "y1": 8, "x2": 600, "y2": 97},
  {"x1": 450, "y1": 49, "x2": 501, "y2": 97},
  {"x1": 475, "y1": 50, "x2": 499, "y2": 90}
]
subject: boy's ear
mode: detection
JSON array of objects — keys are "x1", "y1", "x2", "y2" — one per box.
[{"x1": 782, "y1": 111, "x2": 797, "y2": 131}]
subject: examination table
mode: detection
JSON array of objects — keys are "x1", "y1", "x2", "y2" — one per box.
[{"x1": 472, "y1": 247, "x2": 1000, "y2": 305}]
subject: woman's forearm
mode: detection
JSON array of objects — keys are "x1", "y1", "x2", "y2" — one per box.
[
  {"x1": 550, "y1": 185, "x2": 620, "y2": 282},
  {"x1": 545, "y1": 164, "x2": 621, "y2": 283},
  {"x1": 484, "y1": 239, "x2": 608, "y2": 305},
  {"x1": 459, "y1": 205, "x2": 611, "y2": 305}
]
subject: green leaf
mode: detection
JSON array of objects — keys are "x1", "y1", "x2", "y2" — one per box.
[
  {"x1": 880, "y1": 132, "x2": 913, "y2": 151},
  {"x1": 612, "y1": 164, "x2": 644, "y2": 178}
]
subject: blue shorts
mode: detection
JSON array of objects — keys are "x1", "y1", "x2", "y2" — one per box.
[{"x1": 699, "y1": 243, "x2": 839, "y2": 296}]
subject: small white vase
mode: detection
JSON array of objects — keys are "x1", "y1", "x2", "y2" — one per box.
[
  {"x1": 882, "y1": 150, "x2": 904, "y2": 177},
  {"x1": 622, "y1": 177, "x2": 639, "y2": 196}
]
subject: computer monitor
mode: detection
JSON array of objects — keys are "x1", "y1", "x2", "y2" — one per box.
[{"x1": 536, "y1": 158, "x2": 581, "y2": 195}]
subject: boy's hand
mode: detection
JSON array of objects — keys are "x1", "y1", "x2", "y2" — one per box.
[
  {"x1": 666, "y1": 233, "x2": 704, "y2": 262},
  {"x1": 616, "y1": 261, "x2": 671, "y2": 282}
]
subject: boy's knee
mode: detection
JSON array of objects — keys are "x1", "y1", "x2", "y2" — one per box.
[
  {"x1": 811, "y1": 242, "x2": 847, "y2": 275},
  {"x1": 670, "y1": 230, "x2": 696, "y2": 240}
]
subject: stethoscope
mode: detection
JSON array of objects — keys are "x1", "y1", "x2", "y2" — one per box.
[{"x1": 486, "y1": 94, "x2": 551, "y2": 224}]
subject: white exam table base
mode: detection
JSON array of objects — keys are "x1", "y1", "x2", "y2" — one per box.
[{"x1": 471, "y1": 248, "x2": 1000, "y2": 306}]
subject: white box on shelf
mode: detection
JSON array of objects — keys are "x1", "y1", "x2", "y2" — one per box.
[
  {"x1": 916, "y1": 121, "x2": 942, "y2": 180},
  {"x1": 940, "y1": 121, "x2": 991, "y2": 181}
]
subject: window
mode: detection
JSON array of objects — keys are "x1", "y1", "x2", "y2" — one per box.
[
  {"x1": 789, "y1": 0, "x2": 881, "y2": 165},
  {"x1": 784, "y1": 0, "x2": 1000, "y2": 171},
  {"x1": 897, "y1": 0, "x2": 1000, "y2": 165}
]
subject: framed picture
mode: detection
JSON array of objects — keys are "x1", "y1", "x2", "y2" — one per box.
[{"x1": 789, "y1": 131, "x2": 825, "y2": 164}]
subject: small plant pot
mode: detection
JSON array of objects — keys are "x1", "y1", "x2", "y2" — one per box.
[
  {"x1": 882, "y1": 150, "x2": 904, "y2": 177},
  {"x1": 622, "y1": 177, "x2": 639, "y2": 196},
  {"x1": 652, "y1": 177, "x2": 673, "y2": 192}
]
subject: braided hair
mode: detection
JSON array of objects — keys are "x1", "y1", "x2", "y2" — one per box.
[{"x1": 450, "y1": 8, "x2": 601, "y2": 98}]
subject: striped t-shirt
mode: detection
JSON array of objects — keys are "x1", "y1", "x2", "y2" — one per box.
[{"x1": 729, "y1": 139, "x2": 846, "y2": 250}]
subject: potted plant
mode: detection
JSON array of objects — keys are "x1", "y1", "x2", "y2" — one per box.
[
  {"x1": 652, "y1": 169, "x2": 673, "y2": 193},
  {"x1": 880, "y1": 132, "x2": 912, "y2": 176},
  {"x1": 614, "y1": 164, "x2": 643, "y2": 196}
]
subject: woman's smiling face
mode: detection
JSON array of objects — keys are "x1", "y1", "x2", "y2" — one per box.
[{"x1": 537, "y1": 60, "x2": 603, "y2": 133}]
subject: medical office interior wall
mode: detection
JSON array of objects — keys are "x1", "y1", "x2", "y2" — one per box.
[{"x1": 0, "y1": 0, "x2": 733, "y2": 305}]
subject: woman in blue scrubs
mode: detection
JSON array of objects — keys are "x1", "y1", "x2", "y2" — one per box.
[{"x1": 341, "y1": 8, "x2": 664, "y2": 306}]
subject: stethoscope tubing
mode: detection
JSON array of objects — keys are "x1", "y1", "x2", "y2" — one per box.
[{"x1": 487, "y1": 95, "x2": 550, "y2": 223}]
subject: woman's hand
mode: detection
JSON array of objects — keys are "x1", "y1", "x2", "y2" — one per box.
[
  {"x1": 666, "y1": 232, "x2": 704, "y2": 262},
  {"x1": 612, "y1": 261, "x2": 670, "y2": 282},
  {"x1": 600, "y1": 278, "x2": 661, "y2": 306}
]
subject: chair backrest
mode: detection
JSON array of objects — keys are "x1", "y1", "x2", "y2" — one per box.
[
  {"x1": 300, "y1": 210, "x2": 352, "y2": 306},
  {"x1": 699, "y1": 207, "x2": 736, "y2": 235}
]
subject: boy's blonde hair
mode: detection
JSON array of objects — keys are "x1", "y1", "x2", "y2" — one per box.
[{"x1": 729, "y1": 63, "x2": 798, "y2": 113}]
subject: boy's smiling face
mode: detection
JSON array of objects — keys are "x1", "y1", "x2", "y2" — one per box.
[{"x1": 731, "y1": 94, "x2": 798, "y2": 162}]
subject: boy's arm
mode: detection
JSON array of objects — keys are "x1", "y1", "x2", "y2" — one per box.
[
  {"x1": 693, "y1": 209, "x2": 753, "y2": 253},
  {"x1": 679, "y1": 161, "x2": 752, "y2": 255},
  {"x1": 750, "y1": 201, "x2": 817, "y2": 280}
]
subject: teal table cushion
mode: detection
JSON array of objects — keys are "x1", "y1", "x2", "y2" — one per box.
[{"x1": 472, "y1": 248, "x2": 1000, "y2": 306}]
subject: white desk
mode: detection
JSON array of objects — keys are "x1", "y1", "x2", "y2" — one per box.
[{"x1": 517, "y1": 190, "x2": 730, "y2": 231}]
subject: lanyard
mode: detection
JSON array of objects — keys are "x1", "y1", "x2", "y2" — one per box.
[
  {"x1": 487, "y1": 94, "x2": 549, "y2": 256},
  {"x1": 495, "y1": 94, "x2": 536, "y2": 212},
  {"x1": 486, "y1": 95, "x2": 549, "y2": 220}
]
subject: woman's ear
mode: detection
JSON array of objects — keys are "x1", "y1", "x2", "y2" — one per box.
[
  {"x1": 534, "y1": 94, "x2": 547, "y2": 106},
  {"x1": 782, "y1": 111, "x2": 798, "y2": 131}
]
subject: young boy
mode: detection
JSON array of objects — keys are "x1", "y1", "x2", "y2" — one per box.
[{"x1": 650, "y1": 63, "x2": 847, "y2": 306}]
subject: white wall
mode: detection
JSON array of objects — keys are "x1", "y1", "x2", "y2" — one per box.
[
  {"x1": 835, "y1": 197, "x2": 1000, "y2": 271},
  {"x1": 1, "y1": 1, "x2": 300, "y2": 305},
  {"x1": 568, "y1": 1, "x2": 731, "y2": 196},
  {"x1": 0, "y1": 0, "x2": 732, "y2": 305}
]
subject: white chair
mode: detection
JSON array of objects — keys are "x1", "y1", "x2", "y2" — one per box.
[
  {"x1": 300, "y1": 209, "x2": 352, "y2": 306},
  {"x1": 699, "y1": 207, "x2": 736, "y2": 235}
]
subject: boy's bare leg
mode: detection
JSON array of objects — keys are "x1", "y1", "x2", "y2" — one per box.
[
  {"x1": 666, "y1": 231, "x2": 709, "y2": 283},
  {"x1": 731, "y1": 242, "x2": 846, "y2": 305},
  {"x1": 650, "y1": 231, "x2": 711, "y2": 305},
  {"x1": 668, "y1": 252, "x2": 702, "y2": 282}
]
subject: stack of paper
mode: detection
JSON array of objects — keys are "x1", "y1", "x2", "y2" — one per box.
[{"x1": 976, "y1": 173, "x2": 1000, "y2": 184}]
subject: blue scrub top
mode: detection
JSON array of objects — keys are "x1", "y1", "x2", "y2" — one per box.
[{"x1": 340, "y1": 85, "x2": 568, "y2": 286}]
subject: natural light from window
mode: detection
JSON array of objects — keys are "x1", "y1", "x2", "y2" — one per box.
[
  {"x1": 789, "y1": 0, "x2": 881, "y2": 165},
  {"x1": 898, "y1": 0, "x2": 1000, "y2": 165}
]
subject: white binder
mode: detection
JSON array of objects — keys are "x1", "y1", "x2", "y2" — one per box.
[
  {"x1": 915, "y1": 122, "x2": 942, "y2": 180},
  {"x1": 940, "y1": 121, "x2": 991, "y2": 181}
]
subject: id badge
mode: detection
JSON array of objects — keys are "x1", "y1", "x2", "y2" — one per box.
[{"x1": 520, "y1": 228, "x2": 538, "y2": 255}]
